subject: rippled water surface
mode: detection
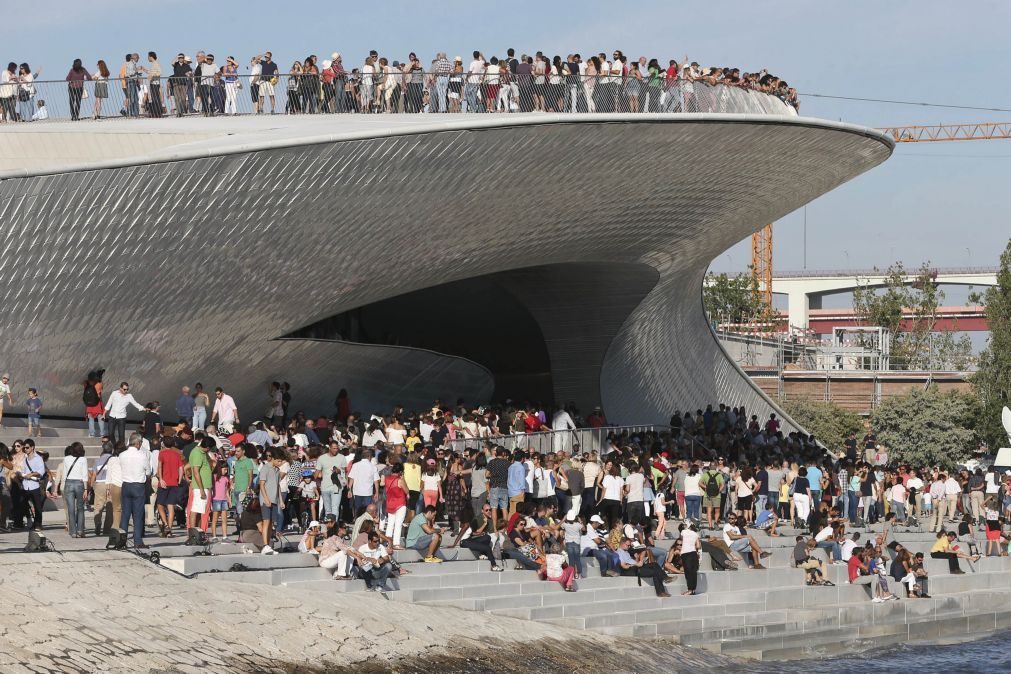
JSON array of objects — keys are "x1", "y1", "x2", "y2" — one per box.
[{"x1": 763, "y1": 631, "x2": 1011, "y2": 673}]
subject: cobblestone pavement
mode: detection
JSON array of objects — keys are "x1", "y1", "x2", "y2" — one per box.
[{"x1": 0, "y1": 526, "x2": 736, "y2": 673}]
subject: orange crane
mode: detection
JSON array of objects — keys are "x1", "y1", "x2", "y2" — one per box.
[{"x1": 750, "y1": 121, "x2": 1011, "y2": 312}]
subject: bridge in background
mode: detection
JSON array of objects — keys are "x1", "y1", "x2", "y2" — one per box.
[{"x1": 772, "y1": 267, "x2": 998, "y2": 330}]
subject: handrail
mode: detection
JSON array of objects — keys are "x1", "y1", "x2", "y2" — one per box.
[
  {"x1": 447, "y1": 423, "x2": 716, "y2": 459},
  {"x1": 0, "y1": 74, "x2": 798, "y2": 123}
]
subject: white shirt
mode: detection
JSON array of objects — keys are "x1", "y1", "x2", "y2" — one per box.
[
  {"x1": 62, "y1": 455, "x2": 89, "y2": 481},
  {"x1": 601, "y1": 474, "x2": 624, "y2": 501},
  {"x1": 680, "y1": 527, "x2": 699, "y2": 551},
  {"x1": 468, "y1": 59, "x2": 485, "y2": 82},
  {"x1": 890, "y1": 483, "x2": 906, "y2": 503},
  {"x1": 684, "y1": 474, "x2": 702, "y2": 497},
  {"x1": 944, "y1": 477, "x2": 961, "y2": 496},
  {"x1": 105, "y1": 390, "x2": 145, "y2": 419},
  {"x1": 357, "y1": 543, "x2": 388, "y2": 571},
  {"x1": 840, "y1": 539, "x2": 858, "y2": 561},
  {"x1": 722, "y1": 523, "x2": 740, "y2": 546},
  {"x1": 213, "y1": 394, "x2": 238, "y2": 423},
  {"x1": 985, "y1": 473, "x2": 1000, "y2": 494},
  {"x1": 348, "y1": 460, "x2": 379, "y2": 497},
  {"x1": 625, "y1": 472, "x2": 645, "y2": 502},
  {"x1": 815, "y1": 526, "x2": 834, "y2": 543},
  {"x1": 907, "y1": 477, "x2": 924, "y2": 494},
  {"x1": 551, "y1": 410, "x2": 576, "y2": 432},
  {"x1": 119, "y1": 446, "x2": 151, "y2": 484}
]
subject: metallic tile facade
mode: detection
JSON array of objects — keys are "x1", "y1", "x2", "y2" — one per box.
[{"x1": 0, "y1": 115, "x2": 891, "y2": 425}]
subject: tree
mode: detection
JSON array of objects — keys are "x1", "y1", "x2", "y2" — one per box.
[
  {"x1": 971, "y1": 238, "x2": 1011, "y2": 449},
  {"x1": 703, "y1": 272, "x2": 770, "y2": 327},
  {"x1": 780, "y1": 398, "x2": 863, "y2": 454},
  {"x1": 852, "y1": 262, "x2": 974, "y2": 370},
  {"x1": 870, "y1": 386, "x2": 981, "y2": 468}
]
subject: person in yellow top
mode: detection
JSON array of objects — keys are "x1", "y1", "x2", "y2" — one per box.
[
  {"x1": 405, "y1": 428, "x2": 422, "y2": 453},
  {"x1": 778, "y1": 477, "x2": 790, "y2": 519},
  {"x1": 403, "y1": 455, "x2": 422, "y2": 521},
  {"x1": 929, "y1": 530, "x2": 977, "y2": 575}
]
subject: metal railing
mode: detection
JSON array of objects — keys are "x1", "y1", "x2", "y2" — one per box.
[
  {"x1": 0, "y1": 74, "x2": 799, "y2": 123},
  {"x1": 447, "y1": 423, "x2": 714, "y2": 457}
]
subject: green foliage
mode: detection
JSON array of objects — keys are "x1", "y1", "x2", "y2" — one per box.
[
  {"x1": 971, "y1": 238, "x2": 1011, "y2": 449},
  {"x1": 780, "y1": 398, "x2": 863, "y2": 453},
  {"x1": 852, "y1": 262, "x2": 973, "y2": 370},
  {"x1": 870, "y1": 386, "x2": 982, "y2": 468},
  {"x1": 703, "y1": 272, "x2": 768, "y2": 325}
]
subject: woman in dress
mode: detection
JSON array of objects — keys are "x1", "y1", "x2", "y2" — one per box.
[
  {"x1": 443, "y1": 454, "x2": 466, "y2": 535},
  {"x1": 92, "y1": 60, "x2": 110, "y2": 119},
  {"x1": 448, "y1": 58, "x2": 463, "y2": 113}
]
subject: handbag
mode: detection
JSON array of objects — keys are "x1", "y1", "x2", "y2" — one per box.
[{"x1": 81, "y1": 87, "x2": 89, "y2": 99}]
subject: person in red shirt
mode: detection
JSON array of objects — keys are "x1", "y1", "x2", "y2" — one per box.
[
  {"x1": 155, "y1": 437, "x2": 185, "y2": 536},
  {"x1": 524, "y1": 410, "x2": 549, "y2": 434},
  {"x1": 587, "y1": 407, "x2": 607, "y2": 429}
]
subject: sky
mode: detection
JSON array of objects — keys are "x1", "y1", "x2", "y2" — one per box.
[{"x1": 11, "y1": 0, "x2": 1011, "y2": 280}]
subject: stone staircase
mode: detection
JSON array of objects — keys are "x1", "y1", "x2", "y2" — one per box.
[{"x1": 147, "y1": 523, "x2": 1011, "y2": 660}]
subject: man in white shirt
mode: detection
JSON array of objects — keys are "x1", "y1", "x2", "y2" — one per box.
[
  {"x1": 358, "y1": 532, "x2": 393, "y2": 591},
  {"x1": 211, "y1": 387, "x2": 239, "y2": 434},
  {"x1": 347, "y1": 449, "x2": 380, "y2": 517},
  {"x1": 929, "y1": 475, "x2": 947, "y2": 532},
  {"x1": 119, "y1": 433, "x2": 152, "y2": 548},
  {"x1": 943, "y1": 474, "x2": 961, "y2": 524},
  {"x1": 104, "y1": 381, "x2": 145, "y2": 447},
  {"x1": 840, "y1": 532, "x2": 861, "y2": 561},
  {"x1": 465, "y1": 51, "x2": 485, "y2": 112}
]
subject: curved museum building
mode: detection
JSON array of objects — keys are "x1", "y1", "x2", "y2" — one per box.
[{"x1": 0, "y1": 103, "x2": 892, "y2": 423}]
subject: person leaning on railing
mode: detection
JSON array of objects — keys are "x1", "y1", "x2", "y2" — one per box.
[{"x1": 64, "y1": 59, "x2": 91, "y2": 121}]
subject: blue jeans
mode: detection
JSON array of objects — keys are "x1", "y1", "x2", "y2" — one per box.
[
  {"x1": 127, "y1": 80, "x2": 140, "y2": 116},
  {"x1": 565, "y1": 541, "x2": 584, "y2": 576},
  {"x1": 587, "y1": 548, "x2": 614, "y2": 576},
  {"x1": 322, "y1": 491, "x2": 342, "y2": 522},
  {"x1": 685, "y1": 495, "x2": 702, "y2": 521},
  {"x1": 464, "y1": 83, "x2": 480, "y2": 112},
  {"x1": 892, "y1": 501, "x2": 906, "y2": 522},
  {"x1": 353, "y1": 494, "x2": 373, "y2": 517},
  {"x1": 87, "y1": 414, "x2": 106, "y2": 438},
  {"x1": 839, "y1": 492, "x2": 849, "y2": 520},
  {"x1": 64, "y1": 479, "x2": 86, "y2": 536},
  {"x1": 756, "y1": 494, "x2": 768, "y2": 515},
  {"x1": 435, "y1": 76, "x2": 449, "y2": 112},
  {"x1": 848, "y1": 491, "x2": 860, "y2": 523},
  {"x1": 816, "y1": 540, "x2": 842, "y2": 560},
  {"x1": 192, "y1": 408, "x2": 207, "y2": 432},
  {"x1": 120, "y1": 481, "x2": 147, "y2": 545},
  {"x1": 810, "y1": 490, "x2": 821, "y2": 508}
]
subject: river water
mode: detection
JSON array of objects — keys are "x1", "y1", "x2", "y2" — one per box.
[{"x1": 765, "y1": 631, "x2": 1010, "y2": 673}]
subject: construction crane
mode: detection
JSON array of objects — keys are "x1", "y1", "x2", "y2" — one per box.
[{"x1": 750, "y1": 121, "x2": 1011, "y2": 313}]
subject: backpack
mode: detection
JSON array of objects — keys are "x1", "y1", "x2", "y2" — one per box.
[
  {"x1": 83, "y1": 384, "x2": 100, "y2": 406},
  {"x1": 704, "y1": 472, "x2": 720, "y2": 498}
]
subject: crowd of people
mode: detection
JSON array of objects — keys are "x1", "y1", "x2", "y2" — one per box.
[
  {"x1": 0, "y1": 377, "x2": 1003, "y2": 600},
  {"x1": 0, "y1": 47, "x2": 799, "y2": 122}
]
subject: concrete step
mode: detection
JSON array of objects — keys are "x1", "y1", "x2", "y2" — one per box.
[{"x1": 160, "y1": 551, "x2": 320, "y2": 575}]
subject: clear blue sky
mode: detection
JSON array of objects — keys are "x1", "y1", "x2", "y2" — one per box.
[{"x1": 13, "y1": 0, "x2": 1011, "y2": 275}]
